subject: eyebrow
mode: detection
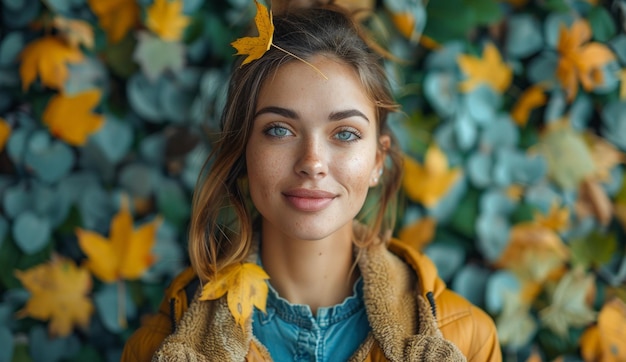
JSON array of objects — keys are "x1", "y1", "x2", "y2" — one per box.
[{"x1": 254, "y1": 106, "x2": 370, "y2": 123}]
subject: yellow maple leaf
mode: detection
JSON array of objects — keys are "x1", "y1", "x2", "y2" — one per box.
[
  {"x1": 88, "y1": 0, "x2": 139, "y2": 43},
  {"x1": 76, "y1": 196, "x2": 161, "y2": 283},
  {"x1": 146, "y1": 0, "x2": 190, "y2": 42},
  {"x1": 200, "y1": 262, "x2": 269, "y2": 329},
  {"x1": 495, "y1": 222, "x2": 569, "y2": 282},
  {"x1": 42, "y1": 89, "x2": 105, "y2": 146},
  {"x1": 231, "y1": 0, "x2": 274, "y2": 66},
  {"x1": 457, "y1": 43, "x2": 513, "y2": 93},
  {"x1": 398, "y1": 217, "x2": 436, "y2": 250},
  {"x1": 15, "y1": 256, "x2": 94, "y2": 337},
  {"x1": 534, "y1": 203, "x2": 570, "y2": 232},
  {"x1": 511, "y1": 85, "x2": 547, "y2": 127},
  {"x1": 580, "y1": 298, "x2": 626, "y2": 362},
  {"x1": 0, "y1": 117, "x2": 11, "y2": 151},
  {"x1": 52, "y1": 16, "x2": 94, "y2": 49},
  {"x1": 402, "y1": 144, "x2": 462, "y2": 207},
  {"x1": 556, "y1": 19, "x2": 615, "y2": 101},
  {"x1": 19, "y1": 36, "x2": 84, "y2": 91}
]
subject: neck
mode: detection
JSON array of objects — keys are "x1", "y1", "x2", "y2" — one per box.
[{"x1": 260, "y1": 222, "x2": 358, "y2": 315}]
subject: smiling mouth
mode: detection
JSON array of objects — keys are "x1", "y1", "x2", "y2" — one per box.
[{"x1": 283, "y1": 189, "x2": 337, "y2": 212}]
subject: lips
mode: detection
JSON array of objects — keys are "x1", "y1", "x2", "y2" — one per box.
[{"x1": 283, "y1": 188, "x2": 337, "y2": 212}]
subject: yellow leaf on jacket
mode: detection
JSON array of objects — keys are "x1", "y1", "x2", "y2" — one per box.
[
  {"x1": 77, "y1": 196, "x2": 161, "y2": 283},
  {"x1": 15, "y1": 256, "x2": 94, "y2": 337},
  {"x1": 0, "y1": 117, "x2": 11, "y2": 151},
  {"x1": 200, "y1": 263, "x2": 270, "y2": 329},
  {"x1": 52, "y1": 16, "x2": 94, "y2": 49},
  {"x1": 231, "y1": 0, "x2": 274, "y2": 66},
  {"x1": 457, "y1": 43, "x2": 512, "y2": 93},
  {"x1": 88, "y1": 0, "x2": 139, "y2": 43},
  {"x1": 42, "y1": 89, "x2": 105, "y2": 146},
  {"x1": 402, "y1": 145, "x2": 462, "y2": 207},
  {"x1": 19, "y1": 36, "x2": 83, "y2": 91},
  {"x1": 556, "y1": 19, "x2": 615, "y2": 101},
  {"x1": 511, "y1": 85, "x2": 547, "y2": 127},
  {"x1": 581, "y1": 298, "x2": 626, "y2": 362},
  {"x1": 146, "y1": 0, "x2": 190, "y2": 42}
]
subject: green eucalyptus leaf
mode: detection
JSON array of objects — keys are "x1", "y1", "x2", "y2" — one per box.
[
  {"x1": 181, "y1": 143, "x2": 209, "y2": 190},
  {"x1": 453, "y1": 112, "x2": 477, "y2": 151},
  {"x1": 1, "y1": 0, "x2": 40, "y2": 28},
  {"x1": 485, "y1": 270, "x2": 520, "y2": 314},
  {"x1": 447, "y1": 186, "x2": 479, "y2": 238},
  {"x1": 118, "y1": 163, "x2": 159, "y2": 198},
  {"x1": 32, "y1": 181, "x2": 71, "y2": 228},
  {"x1": 451, "y1": 264, "x2": 490, "y2": 306},
  {"x1": 12, "y1": 211, "x2": 51, "y2": 255},
  {"x1": 587, "y1": 6, "x2": 616, "y2": 42},
  {"x1": 424, "y1": 41, "x2": 465, "y2": 71},
  {"x1": 94, "y1": 283, "x2": 137, "y2": 333},
  {"x1": 467, "y1": 0, "x2": 503, "y2": 25},
  {"x1": 481, "y1": 115, "x2": 519, "y2": 150},
  {"x1": 77, "y1": 185, "x2": 113, "y2": 232},
  {"x1": 24, "y1": 131, "x2": 75, "y2": 184},
  {"x1": 156, "y1": 178, "x2": 189, "y2": 227},
  {"x1": 90, "y1": 115, "x2": 133, "y2": 164},
  {"x1": 0, "y1": 31, "x2": 23, "y2": 66},
  {"x1": 2, "y1": 182, "x2": 30, "y2": 219},
  {"x1": 58, "y1": 171, "x2": 100, "y2": 204},
  {"x1": 424, "y1": 71, "x2": 459, "y2": 117},
  {"x1": 570, "y1": 231, "x2": 617, "y2": 269},
  {"x1": 28, "y1": 325, "x2": 80, "y2": 362},
  {"x1": 104, "y1": 33, "x2": 138, "y2": 78},
  {"x1": 424, "y1": 239, "x2": 466, "y2": 282},
  {"x1": 464, "y1": 85, "x2": 501, "y2": 125},
  {"x1": 140, "y1": 133, "x2": 166, "y2": 166},
  {"x1": 160, "y1": 79, "x2": 195, "y2": 124},
  {"x1": 527, "y1": 52, "x2": 559, "y2": 85},
  {"x1": 127, "y1": 73, "x2": 165, "y2": 123},
  {"x1": 45, "y1": 0, "x2": 71, "y2": 13},
  {"x1": 609, "y1": 35, "x2": 626, "y2": 63},
  {"x1": 64, "y1": 57, "x2": 108, "y2": 96},
  {"x1": 0, "y1": 326, "x2": 14, "y2": 362},
  {"x1": 429, "y1": 175, "x2": 467, "y2": 222},
  {"x1": 506, "y1": 14, "x2": 543, "y2": 58},
  {"x1": 467, "y1": 152, "x2": 492, "y2": 188},
  {"x1": 480, "y1": 189, "x2": 517, "y2": 216},
  {"x1": 133, "y1": 31, "x2": 185, "y2": 82},
  {"x1": 142, "y1": 221, "x2": 184, "y2": 281},
  {"x1": 423, "y1": 0, "x2": 473, "y2": 43},
  {"x1": 6, "y1": 128, "x2": 32, "y2": 167},
  {"x1": 476, "y1": 213, "x2": 510, "y2": 262},
  {"x1": 601, "y1": 101, "x2": 626, "y2": 150}
]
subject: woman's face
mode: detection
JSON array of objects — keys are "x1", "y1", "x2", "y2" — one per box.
[{"x1": 246, "y1": 55, "x2": 389, "y2": 241}]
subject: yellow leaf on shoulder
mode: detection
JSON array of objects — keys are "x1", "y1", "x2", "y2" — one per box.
[
  {"x1": 146, "y1": 0, "x2": 190, "y2": 42},
  {"x1": 15, "y1": 256, "x2": 94, "y2": 337},
  {"x1": 42, "y1": 89, "x2": 104, "y2": 146},
  {"x1": 231, "y1": 0, "x2": 274, "y2": 66},
  {"x1": 200, "y1": 262, "x2": 270, "y2": 329},
  {"x1": 19, "y1": 36, "x2": 83, "y2": 91}
]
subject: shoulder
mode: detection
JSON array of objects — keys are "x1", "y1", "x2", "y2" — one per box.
[
  {"x1": 387, "y1": 240, "x2": 502, "y2": 362},
  {"x1": 121, "y1": 267, "x2": 199, "y2": 362}
]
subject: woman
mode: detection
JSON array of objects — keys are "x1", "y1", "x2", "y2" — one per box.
[{"x1": 122, "y1": 5, "x2": 501, "y2": 362}]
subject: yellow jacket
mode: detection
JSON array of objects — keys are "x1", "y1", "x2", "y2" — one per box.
[{"x1": 122, "y1": 239, "x2": 501, "y2": 361}]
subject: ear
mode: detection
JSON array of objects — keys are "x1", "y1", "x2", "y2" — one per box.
[{"x1": 370, "y1": 135, "x2": 390, "y2": 187}]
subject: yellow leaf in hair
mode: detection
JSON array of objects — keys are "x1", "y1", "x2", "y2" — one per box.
[
  {"x1": 403, "y1": 144, "x2": 462, "y2": 207},
  {"x1": 457, "y1": 43, "x2": 512, "y2": 93},
  {"x1": 231, "y1": 0, "x2": 274, "y2": 66},
  {"x1": 146, "y1": 0, "x2": 190, "y2": 42},
  {"x1": 200, "y1": 263, "x2": 270, "y2": 329},
  {"x1": 15, "y1": 256, "x2": 94, "y2": 337},
  {"x1": 0, "y1": 118, "x2": 10, "y2": 151},
  {"x1": 42, "y1": 89, "x2": 104, "y2": 146},
  {"x1": 19, "y1": 36, "x2": 83, "y2": 91},
  {"x1": 88, "y1": 0, "x2": 139, "y2": 43}
]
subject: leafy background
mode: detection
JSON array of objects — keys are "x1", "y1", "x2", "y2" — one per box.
[{"x1": 0, "y1": 0, "x2": 625, "y2": 361}]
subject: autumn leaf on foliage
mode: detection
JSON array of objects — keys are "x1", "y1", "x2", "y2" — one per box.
[
  {"x1": 0, "y1": 117, "x2": 10, "y2": 151},
  {"x1": 231, "y1": 0, "x2": 274, "y2": 66},
  {"x1": 495, "y1": 222, "x2": 569, "y2": 282},
  {"x1": 576, "y1": 177, "x2": 613, "y2": 226},
  {"x1": 200, "y1": 263, "x2": 269, "y2": 329},
  {"x1": 585, "y1": 132, "x2": 626, "y2": 182},
  {"x1": 42, "y1": 89, "x2": 104, "y2": 146},
  {"x1": 457, "y1": 43, "x2": 513, "y2": 93},
  {"x1": 496, "y1": 291, "x2": 537, "y2": 349},
  {"x1": 76, "y1": 196, "x2": 161, "y2": 283},
  {"x1": 540, "y1": 268, "x2": 596, "y2": 337},
  {"x1": 19, "y1": 36, "x2": 83, "y2": 91},
  {"x1": 511, "y1": 85, "x2": 547, "y2": 127},
  {"x1": 146, "y1": 0, "x2": 190, "y2": 42},
  {"x1": 398, "y1": 217, "x2": 436, "y2": 250},
  {"x1": 402, "y1": 144, "x2": 462, "y2": 208},
  {"x1": 88, "y1": 0, "x2": 139, "y2": 43},
  {"x1": 580, "y1": 298, "x2": 626, "y2": 362},
  {"x1": 15, "y1": 256, "x2": 94, "y2": 337},
  {"x1": 534, "y1": 203, "x2": 570, "y2": 232},
  {"x1": 556, "y1": 19, "x2": 615, "y2": 101},
  {"x1": 52, "y1": 16, "x2": 94, "y2": 49}
]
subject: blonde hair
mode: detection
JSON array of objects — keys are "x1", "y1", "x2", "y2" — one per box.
[{"x1": 188, "y1": 6, "x2": 403, "y2": 282}]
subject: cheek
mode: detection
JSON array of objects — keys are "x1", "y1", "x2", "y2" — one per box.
[{"x1": 246, "y1": 145, "x2": 283, "y2": 196}]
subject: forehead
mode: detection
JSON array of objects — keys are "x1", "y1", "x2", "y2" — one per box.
[{"x1": 255, "y1": 55, "x2": 375, "y2": 117}]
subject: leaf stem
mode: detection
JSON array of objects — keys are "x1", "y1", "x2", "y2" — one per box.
[{"x1": 271, "y1": 44, "x2": 328, "y2": 80}]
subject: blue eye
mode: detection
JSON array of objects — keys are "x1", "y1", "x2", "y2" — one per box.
[
  {"x1": 334, "y1": 130, "x2": 360, "y2": 142},
  {"x1": 265, "y1": 126, "x2": 292, "y2": 137}
]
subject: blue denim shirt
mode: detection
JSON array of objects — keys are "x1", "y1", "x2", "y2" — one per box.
[{"x1": 252, "y1": 277, "x2": 370, "y2": 362}]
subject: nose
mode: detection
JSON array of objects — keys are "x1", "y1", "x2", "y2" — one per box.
[{"x1": 294, "y1": 137, "x2": 328, "y2": 178}]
